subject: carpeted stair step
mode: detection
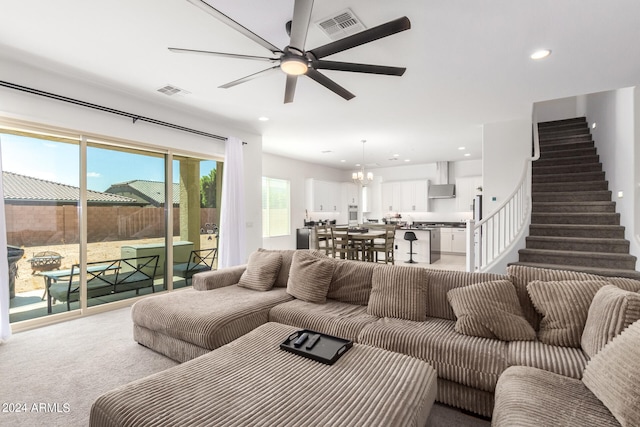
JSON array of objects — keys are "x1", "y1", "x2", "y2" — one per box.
[
  {"x1": 538, "y1": 146, "x2": 597, "y2": 159},
  {"x1": 532, "y1": 155, "x2": 602, "y2": 167},
  {"x1": 508, "y1": 262, "x2": 640, "y2": 280},
  {"x1": 531, "y1": 212, "x2": 620, "y2": 225},
  {"x1": 538, "y1": 126, "x2": 590, "y2": 137},
  {"x1": 539, "y1": 134, "x2": 592, "y2": 146},
  {"x1": 528, "y1": 224, "x2": 626, "y2": 239},
  {"x1": 533, "y1": 171, "x2": 605, "y2": 184},
  {"x1": 525, "y1": 236, "x2": 630, "y2": 253},
  {"x1": 538, "y1": 117, "x2": 587, "y2": 127},
  {"x1": 538, "y1": 140, "x2": 594, "y2": 152},
  {"x1": 518, "y1": 248, "x2": 637, "y2": 270},
  {"x1": 532, "y1": 180, "x2": 608, "y2": 193},
  {"x1": 532, "y1": 201, "x2": 616, "y2": 213},
  {"x1": 532, "y1": 190, "x2": 611, "y2": 202},
  {"x1": 532, "y1": 162, "x2": 603, "y2": 174}
]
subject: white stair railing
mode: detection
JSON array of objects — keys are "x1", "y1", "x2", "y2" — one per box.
[{"x1": 466, "y1": 120, "x2": 541, "y2": 272}]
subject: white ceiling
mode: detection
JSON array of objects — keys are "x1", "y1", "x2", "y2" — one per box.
[{"x1": 1, "y1": 0, "x2": 640, "y2": 171}]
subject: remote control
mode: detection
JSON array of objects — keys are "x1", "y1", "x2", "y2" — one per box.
[
  {"x1": 305, "y1": 334, "x2": 320, "y2": 350},
  {"x1": 293, "y1": 332, "x2": 309, "y2": 348}
]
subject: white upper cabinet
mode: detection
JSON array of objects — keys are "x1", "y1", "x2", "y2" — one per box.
[
  {"x1": 341, "y1": 182, "x2": 359, "y2": 206},
  {"x1": 306, "y1": 179, "x2": 340, "y2": 212},
  {"x1": 382, "y1": 180, "x2": 429, "y2": 213}
]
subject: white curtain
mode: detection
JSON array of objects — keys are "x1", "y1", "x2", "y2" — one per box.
[
  {"x1": 0, "y1": 140, "x2": 11, "y2": 342},
  {"x1": 218, "y1": 136, "x2": 246, "y2": 268}
]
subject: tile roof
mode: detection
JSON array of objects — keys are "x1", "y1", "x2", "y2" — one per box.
[
  {"x1": 105, "y1": 180, "x2": 181, "y2": 206},
  {"x1": 2, "y1": 171, "x2": 140, "y2": 204}
]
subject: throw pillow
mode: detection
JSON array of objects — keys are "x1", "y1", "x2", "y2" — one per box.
[
  {"x1": 527, "y1": 279, "x2": 610, "y2": 348},
  {"x1": 237, "y1": 251, "x2": 283, "y2": 291},
  {"x1": 367, "y1": 264, "x2": 427, "y2": 322},
  {"x1": 583, "y1": 319, "x2": 640, "y2": 427},
  {"x1": 286, "y1": 251, "x2": 335, "y2": 303},
  {"x1": 581, "y1": 285, "x2": 640, "y2": 357},
  {"x1": 258, "y1": 248, "x2": 295, "y2": 287},
  {"x1": 447, "y1": 280, "x2": 536, "y2": 341}
]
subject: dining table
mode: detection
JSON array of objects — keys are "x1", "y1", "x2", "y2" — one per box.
[{"x1": 319, "y1": 228, "x2": 386, "y2": 261}]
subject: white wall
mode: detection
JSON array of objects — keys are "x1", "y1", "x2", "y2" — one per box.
[
  {"x1": 261, "y1": 153, "x2": 347, "y2": 250},
  {"x1": 0, "y1": 56, "x2": 263, "y2": 262},
  {"x1": 482, "y1": 119, "x2": 532, "y2": 217},
  {"x1": 580, "y1": 87, "x2": 639, "y2": 265}
]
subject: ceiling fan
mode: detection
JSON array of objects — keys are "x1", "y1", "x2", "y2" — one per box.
[{"x1": 169, "y1": 0, "x2": 411, "y2": 103}]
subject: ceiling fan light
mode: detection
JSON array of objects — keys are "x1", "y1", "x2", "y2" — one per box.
[{"x1": 280, "y1": 57, "x2": 308, "y2": 75}]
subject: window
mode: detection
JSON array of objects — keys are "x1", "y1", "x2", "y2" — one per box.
[{"x1": 262, "y1": 177, "x2": 290, "y2": 237}]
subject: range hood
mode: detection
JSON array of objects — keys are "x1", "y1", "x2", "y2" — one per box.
[{"x1": 428, "y1": 184, "x2": 456, "y2": 199}]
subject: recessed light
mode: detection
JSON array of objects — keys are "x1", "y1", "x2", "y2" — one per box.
[
  {"x1": 458, "y1": 146, "x2": 465, "y2": 150},
  {"x1": 258, "y1": 116, "x2": 269, "y2": 121},
  {"x1": 530, "y1": 49, "x2": 551, "y2": 60},
  {"x1": 321, "y1": 150, "x2": 332, "y2": 154},
  {"x1": 404, "y1": 159, "x2": 410, "y2": 162},
  {"x1": 592, "y1": 122, "x2": 597, "y2": 129},
  {"x1": 340, "y1": 159, "x2": 346, "y2": 163},
  {"x1": 393, "y1": 154, "x2": 400, "y2": 157},
  {"x1": 464, "y1": 153, "x2": 471, "y2": 157}
]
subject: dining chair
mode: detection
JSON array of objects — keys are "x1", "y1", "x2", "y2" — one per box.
[
  {"x1": 312, "y1": 224, "x2": 333, "y2": 256},
  {"x1": 330, "y1": 226, "x2": 358, "y2": 260},
  {"x1": 367, "y1": 225, "x2": 396, "y2": 264}
]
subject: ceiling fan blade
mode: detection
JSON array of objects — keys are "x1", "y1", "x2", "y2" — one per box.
[
  {"x1": 186, "y1": 0, "x2": 282, "y2": 54},
  {"x1": 168, "y1": 47, "x2": 280, "y2": 62},
  {"x1": 219, "y1": 66, "x2": 280, "y2": 89},
  {"x1": 313, "y1": 60, "x2": 406, "y2": 76},
  {"x1": 284, "y1": 75, "x2": 298, "y2": 104},
  {"x1": 305, "y1": 68, "x2": 355, "y2": 100},
  {"x1": 289, "y1": 0, "x2": 314, "y2": 51},
  {"x1": 309, "y1": 16, "x2": 410, "y2": 59}
]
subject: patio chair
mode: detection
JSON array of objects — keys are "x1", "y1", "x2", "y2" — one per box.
[{"x1": 173, "y1": 248, "x2": 217, "y2": 284}]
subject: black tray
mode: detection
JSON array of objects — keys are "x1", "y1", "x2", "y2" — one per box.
[{"x1": 280, "y1": 329, "x2": 353, "y2": 365}]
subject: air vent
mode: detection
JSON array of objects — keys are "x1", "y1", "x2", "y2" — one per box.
[
  {"x1": 157, "y1": 84, "x2": 190, "y2": 97},
  {"x1": 316, "y1": 9, "x2": 365, "y2": 41}
]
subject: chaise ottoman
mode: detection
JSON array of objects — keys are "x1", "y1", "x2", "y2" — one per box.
[{"x1": 90, "y1": 322, "x2": 437, "y2": 427}]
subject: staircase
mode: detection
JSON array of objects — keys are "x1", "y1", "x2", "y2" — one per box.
[{"x1": 514, "y1": 117, "x2": 640, "y2": 279}]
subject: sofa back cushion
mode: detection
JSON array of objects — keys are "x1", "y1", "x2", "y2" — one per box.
[
  {"x1": 238, "y1": 251, "x2": 283, "y2": 291},
  {"x1": 367, "y1": 264, "x2": 428, "y2": 322},
  {"x1": 581, "y1": 285, "x2": 640, "y2": 357},
  {"x1": 286, "y1": 251, "x2": 335, "y2": 303},
  {"x1": 326, "y1": 259, "x2": 376, "y2": 305},
  {"x1": 424, "y1": 270, "x2": 506, "y2": 321},
  {"x1": 258, "y1": 249, "x2": 296, "y2": 288},
  {"x1": 582, "y1": 319, "x2": 640, "y2": 427},
  {"x1": 527, "y1": 279, "x2": 610, "y2": 348},
  {"x1": 507, "y1": 265, "x2": 604, "y2": 329},
  {"x1": 447, "y1": 280, "x2": 536, "y2": 341}
]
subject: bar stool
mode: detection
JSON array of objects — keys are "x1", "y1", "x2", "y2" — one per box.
[{"x1": 404, "y1": 231, "x2": 417, "y2": 264}]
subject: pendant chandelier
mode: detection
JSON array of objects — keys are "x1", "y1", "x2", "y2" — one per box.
[{"x1": 352, "y1": 139, "x2": 373, "y2": 186}]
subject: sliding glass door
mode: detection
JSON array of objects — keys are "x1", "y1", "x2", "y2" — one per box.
[{"x1": 2, "y1": 124, "x2": 220, "y2": 325}]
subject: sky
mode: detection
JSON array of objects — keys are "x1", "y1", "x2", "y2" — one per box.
[{"x1": 0, "y1": 133, "x2": 216, "y2": 192}]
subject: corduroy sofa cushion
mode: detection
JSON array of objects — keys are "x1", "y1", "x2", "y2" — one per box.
[
  {"x1": 583, "y1": 319, "x2": 640, "y2": 427},
  {"x1": 581, "y1": 285, "x2": 640, "y2": 358},
  {"x1": 359, "y1": 316, "x2": 508, "y2": 392},
  {"x1": 286, "y1": 251, "x2": 335, "y2": 303},
  {"x1": 447, "y1": 280, "x2": 536, "y2": 341},
  {"x1": 425, "y1": 270, "x2": 507, "y2": 321},
  {"x1": 269, "y1": 299, "x2": 379, "y2": 342},
  {"x1": 527, "y1": 279, "x2": 610, "y2": 347},
  {"x1": 507, "y1": 265, "x2": 604, "y2": 329},
  {"x1": 326, "y1": 259, "x2": 376, "y2": 305},
  {"x1": 257, "y1": 248, "x2": 295, "y2": 287},
  {"x1": 367, "y1": 264, "x2": 428, "y2": 322},
  {"x1": 506, "y1": 340, "x2": 589, "y2": 379},
  {"x1": 238, "y1": 250, "x2": 282, "y2": 291},
  {"x1": 493, "y1": 366, "x2": 620, "y2": 427}
]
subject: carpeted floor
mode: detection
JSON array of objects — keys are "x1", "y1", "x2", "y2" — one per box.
[{"x1": 0, "y1": 308, "x2": 490, "y2": 426}]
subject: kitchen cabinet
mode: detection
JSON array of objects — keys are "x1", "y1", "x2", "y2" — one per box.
[
  {"x1": 381, "y1": 180, "x2": 429, "y2": 213},
  {"x1": 381, "y1": 182, "x2": 403, "y2": 212},
  {"x1": 455, "y1": 176, "x2": 482, "y2": 212},
  {"x1": 400, "y1": 180, "x2": 428, "y2": 212},
  {"x1": 341, "y1": 182, "x2": 359, "y2": 206},
  {"x1": 306, "y1": 179, "x2": 339, "y2": 212},
  {"x1": 440, "y1": 228, "x2": 467, "y2": 254}
]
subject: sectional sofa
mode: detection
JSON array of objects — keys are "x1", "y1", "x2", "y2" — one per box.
[{"x1": 126, "y1": 249, "x2": 640, "y2": 425}]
